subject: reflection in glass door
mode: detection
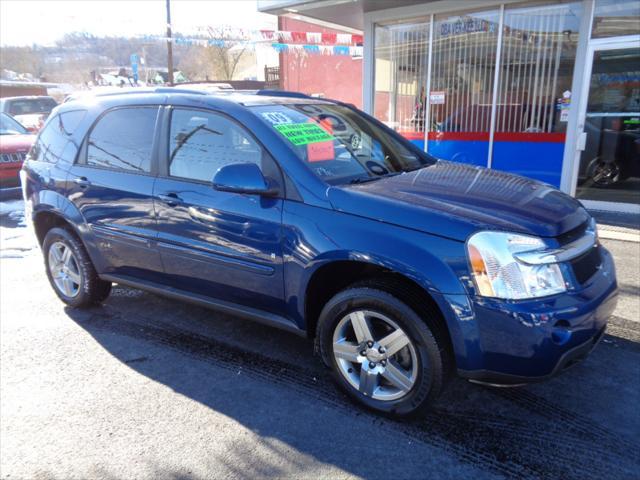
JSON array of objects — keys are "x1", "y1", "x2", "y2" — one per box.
[{"x1": 576, "y1": 46, "x2": 640, "y2": 205}]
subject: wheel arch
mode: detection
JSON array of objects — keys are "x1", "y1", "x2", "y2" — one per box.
[
  {"x1": 33, "y1": 209, "x2": 77, "y2": 246},
  {"x1": 29, "y1": 188, "x2": 88, "y2": 246},
  {"x1": 303, "y1": 258, "x2": 457, "y2": 371}
]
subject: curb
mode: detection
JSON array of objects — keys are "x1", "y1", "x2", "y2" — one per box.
[{"x1": 598, "y1": 228, "x2": 640, "y2": 243}]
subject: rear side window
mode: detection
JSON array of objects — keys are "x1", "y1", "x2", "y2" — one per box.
[
  {"x1": 32, "y1": 110, "x2": 87, "y2": 164},
  {"x1": 86, "y1": 107, "x2": 158, "y2": 173}
]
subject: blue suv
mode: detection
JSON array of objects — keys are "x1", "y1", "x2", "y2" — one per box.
[{"x1": 22, "y1": 88, "x2": 618, "y2": 416}]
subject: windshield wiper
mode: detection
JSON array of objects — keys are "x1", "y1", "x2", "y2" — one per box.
[
  {"x1": 349, "y1": 176, "x2": 381, "y2": 185},
  {"x1": 349, "y1": 172, "x2": 402, "y2": 185}
]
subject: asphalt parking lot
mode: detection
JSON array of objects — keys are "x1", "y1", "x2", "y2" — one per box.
[{"x1": 1, "y1": 199, "x2": 639, "y2": 480}]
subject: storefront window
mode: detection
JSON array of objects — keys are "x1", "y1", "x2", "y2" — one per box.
[
  {"x1": 592, "y1": 0, "x2": 640, "y2": 39},
  {"x1": 427, "y1": 9, "x2": 500, "y2": 167},
  {"x1": 493, "y1": 1, "x2": 582, "y2": 186},
  {"x1": 371, "y1": 0, "x2": 639, "y2": 206},
  {"x1": 374, "y1": 20, "x2": 429, "y2": 148}
]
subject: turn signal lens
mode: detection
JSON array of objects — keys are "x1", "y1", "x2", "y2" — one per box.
[{"x1": 468, "y1": 243, "x2": 494, "y2": 296}]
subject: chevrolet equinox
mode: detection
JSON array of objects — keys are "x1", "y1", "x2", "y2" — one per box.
[{"x1": 21, "y1": 88, "x2": 618, "y2": 416}]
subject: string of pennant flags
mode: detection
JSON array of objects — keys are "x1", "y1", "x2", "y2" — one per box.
[
  {"x1": 257, "y1": 30, "x2": 363, "y2": 45},
  {"x1": 142, "y1": 31, "x2": 364, "y2": 56},
  {"x1": 189, "y1": 27, "x2": 363, "y2": 45},
  {"x1": 271, "y1": 43, "x2": 362, "y2": 56}
]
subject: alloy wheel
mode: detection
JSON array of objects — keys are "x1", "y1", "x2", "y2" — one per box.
[
  {"x1": 591, "y1": 160, "x2": 621, "y2": 186},
  {"x1": 332, "y1": 310, "x2": 419, "y2": 401},
  {"x1": 48, "y1": 241, "x2": 82, "y2": 298}
]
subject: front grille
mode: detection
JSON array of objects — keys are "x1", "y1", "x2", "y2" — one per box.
[
  {"x1": 570, "y1": 245, "x2": 602, "y2": 285},
  {"x1": 0, "y1": 152, "x2": 26, "y2": 164}
]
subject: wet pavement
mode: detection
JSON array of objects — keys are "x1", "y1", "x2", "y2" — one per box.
[{"x1": 1, "y1": 200, "x2": 639, "y2": 480}]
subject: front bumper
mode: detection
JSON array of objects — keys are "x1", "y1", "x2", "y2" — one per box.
[
  {"x1": 459, "y1": 325, "x2": 607, "y2": 385},
  {"x1": 452, "y1": 245, "x2": 618, "y2": 385}
]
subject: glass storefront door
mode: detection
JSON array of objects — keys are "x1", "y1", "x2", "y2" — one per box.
[{"x1": 575, "y1": 44, "x2": 640, "y2": 206}]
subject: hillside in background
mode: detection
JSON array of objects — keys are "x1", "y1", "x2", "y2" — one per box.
[{"x1": 0, "y1": 32, "x2": 257, "y2": 84}]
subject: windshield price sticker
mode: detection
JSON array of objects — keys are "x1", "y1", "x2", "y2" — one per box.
[
  {"x1": 274, "y1": 123, "x2": 335, "y2": 146},
  {"x1": 261, "y1": 111, "x2": 292, "y2": 125}
]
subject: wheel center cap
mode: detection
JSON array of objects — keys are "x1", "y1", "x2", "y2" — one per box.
[{"x1": 365, "y1": 348, "x2": 383, "y2": 362}]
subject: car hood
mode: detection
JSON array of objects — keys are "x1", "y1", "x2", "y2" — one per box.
[
  {"x1": 327, "y1": 161, "x2": 588, "y2": 241},
  {"x1": 0, "y1": 134, "x2": 35, "y2": 152}
]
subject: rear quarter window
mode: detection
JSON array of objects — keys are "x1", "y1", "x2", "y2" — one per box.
[{"x1": 31, "y1": 110, "x2": 87, "y2": 164}]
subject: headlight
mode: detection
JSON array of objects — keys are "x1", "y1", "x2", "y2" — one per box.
[{"x1": 467, "y1": 231, "x2": 567, "y2": 300}]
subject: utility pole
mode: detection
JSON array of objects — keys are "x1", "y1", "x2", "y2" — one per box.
[{"x1": 166, "y1": 0, "x2": 174, "y2": 85}]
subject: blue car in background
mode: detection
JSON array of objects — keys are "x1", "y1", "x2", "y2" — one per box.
[{"x1": 21, "y1": 88, "x2": 618, "y2": 417}]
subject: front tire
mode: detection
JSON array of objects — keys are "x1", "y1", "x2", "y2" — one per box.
[
  {"x1": 318, "y1": 286, "x2": 448, "y2": 417},
  {"x1": 43, "y1": 227, "x2": 111, "y2": 308}
]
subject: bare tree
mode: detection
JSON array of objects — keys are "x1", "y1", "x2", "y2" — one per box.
[{"x1": 203, "y1": 26, "x2": 248, "y2": 80}]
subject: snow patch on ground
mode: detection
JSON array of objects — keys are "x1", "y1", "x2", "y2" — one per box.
[{"x1": 0, "y1": 200, "x2": 24, "y2": 217}]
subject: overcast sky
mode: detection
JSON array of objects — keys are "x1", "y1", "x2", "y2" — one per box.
[{"x1": 0, "y1": 0, "x2": 277, "y2": 46}]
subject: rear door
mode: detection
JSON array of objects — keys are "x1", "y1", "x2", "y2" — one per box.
[
  {"x1": 67, "y1": 106, "x2": 164, "y2": 279},
  {"x1": 153, "y1": 107, "x2": 285, "y2": 314}
]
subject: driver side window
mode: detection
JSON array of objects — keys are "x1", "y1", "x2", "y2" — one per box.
[{"x1": 169, "y1": 109, "x2": 263, "y2": 182}]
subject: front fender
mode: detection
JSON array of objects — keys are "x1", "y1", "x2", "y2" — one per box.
[{"x1": 282, "y1": 201, "x2": 471, "y2": 338}]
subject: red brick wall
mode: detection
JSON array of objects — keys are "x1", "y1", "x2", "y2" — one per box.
[{"x1": 278, "y1": 17, "x2": 363, "y2": 108}]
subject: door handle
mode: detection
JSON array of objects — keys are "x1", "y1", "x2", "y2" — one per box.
[
  {"x1": 577, "y1": 131, "x2": 587, "y2": 151},
  {"x1": 73, "y1": 176, "x2": 91, "y2": 188},
  {"x1": 158, "y1": 192, "x2": 183, "y2": 207}
]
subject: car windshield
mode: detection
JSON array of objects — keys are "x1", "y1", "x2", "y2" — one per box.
[
  {"x1": 8, "y1": 98, "x2": 57, "y2": 116},
  {"x1": 252, "y1": 103, "x2": 434, "y2": 185},
  {"x1": 0, "y1": 113, "x2": 28, "y2": 135}
]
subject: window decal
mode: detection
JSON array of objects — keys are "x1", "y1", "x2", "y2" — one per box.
[
  {"x1": 274, "y1": 122, "x2": 334, "y2": 146},
  {"x1": 260, "y1": 111, "x2": 292, "y2": 125}
]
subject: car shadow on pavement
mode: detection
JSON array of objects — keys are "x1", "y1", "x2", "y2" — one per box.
[{"x1": 63, "y1": 293, "x2": 640, "y2": 480}]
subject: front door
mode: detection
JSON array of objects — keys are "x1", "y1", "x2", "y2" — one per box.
[
  {"x1": 573, "y1": 41, "x2": 640, "y2": 211},
  {"x1": 153, "y1": 108, "x2": 285, "y2": 314}
]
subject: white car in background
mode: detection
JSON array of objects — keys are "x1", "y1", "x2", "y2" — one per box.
[{"x1": 0, "y1": 96, "x2": 58, "y2": 133}]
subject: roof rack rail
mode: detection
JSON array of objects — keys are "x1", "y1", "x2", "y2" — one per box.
[
  {"x1": 255, "y1": 90, "x2": 311, "y2": 99},
  {"x1": 153, "y1": 87, "x2": 208, "y2": 95},
  {"x1": 66, "y1": 86, "x2": 209, "y2": 101}
]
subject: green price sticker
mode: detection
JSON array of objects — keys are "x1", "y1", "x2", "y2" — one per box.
[{"x1": 274, "y1": 123, "x2": 334, "y2": 146}]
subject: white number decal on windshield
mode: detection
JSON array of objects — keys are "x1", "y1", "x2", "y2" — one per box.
[{"x1": 261, "y1": 112, "x2": 292, "y2": 125}]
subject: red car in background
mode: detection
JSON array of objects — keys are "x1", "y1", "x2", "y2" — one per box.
[
  {"x1": 0, "y1": 113, "x2": 35, "y2": 188},
  {"x1": 0, "y1": 96, "x2": 58, "y2": 133}
]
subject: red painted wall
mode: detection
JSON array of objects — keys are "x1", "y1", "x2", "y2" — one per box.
[{"x1": 278, "y1": 17, "x2": 363, "y2": 108}]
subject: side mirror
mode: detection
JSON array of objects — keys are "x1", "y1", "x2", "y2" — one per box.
[{"x1": 212, "y1": 163, "x2": 278, "y2": 196}]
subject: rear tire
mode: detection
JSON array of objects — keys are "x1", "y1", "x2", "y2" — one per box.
[
  {"x1": 43, "y1": 227, "x2": 112, "y2": 308},
  {"x1": 318, "y1": 286, "x2": 448, "y2": 417}
]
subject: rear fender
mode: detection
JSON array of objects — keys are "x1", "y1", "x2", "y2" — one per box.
[{"x1": 29, "y1": 189, "x2": 107, "y2": 272}]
